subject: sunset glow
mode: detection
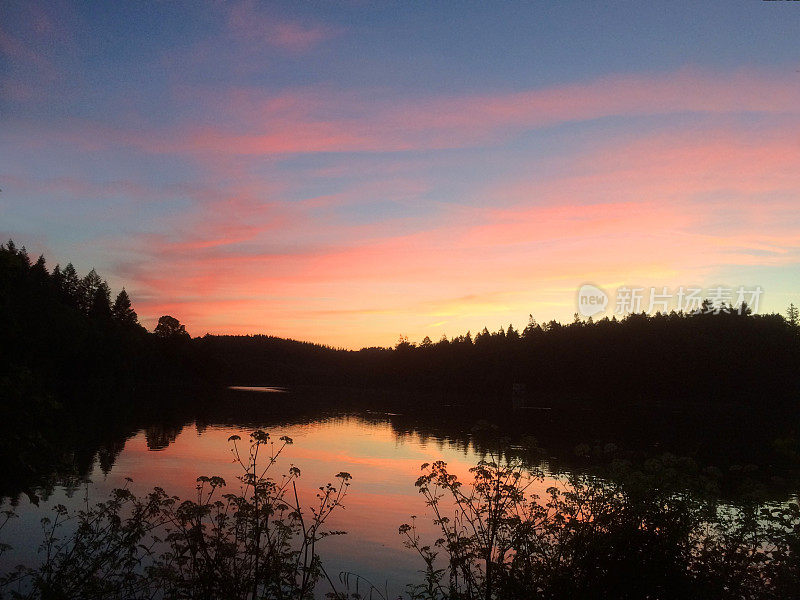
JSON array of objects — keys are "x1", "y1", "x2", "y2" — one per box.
[{"x1": 3, "y1": 1, "x2": 800, "y2": 347}]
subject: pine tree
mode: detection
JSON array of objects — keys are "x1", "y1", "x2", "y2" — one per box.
[
  {"x1": 507, "y1": 324, "x2": 520, "y2": 341},
  {"x1": 523, "y1": 314, "x2": 539, "y2": 338},
  {"x1": 51, "y1": 264, "x2": 63, "y2": 290},
  {"x1": 79, "y1": 269, "x2": 103, "y2": 313},
  {"x1": 31, "y1": 255, "x2": 49, "y2": 285},
  {"x1": 32, "y1": 254, "x2": 47, "y2": 273},
  {"x1": 112, "y1": 289, "x2": 138, "y2": 326},
  {"x1": 89, "y1": 280, "x2": 112, "y2": 318},
  {"x1": 61, "y1": 263, "x2": 80, "y2": 305},
  {"x1": 788, "y1": 303, "x2": 799, "y2": 328}
]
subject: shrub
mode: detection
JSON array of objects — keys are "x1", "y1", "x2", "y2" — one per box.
[{"x1": 400, "y1": 453, "x2": 800, "y2": 600}]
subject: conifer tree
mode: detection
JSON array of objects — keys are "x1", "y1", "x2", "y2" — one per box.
[
  {"x1": 788, "y1": 303, "x2": 799, "y2": 328},
  {"x1": 31, "y1": 255, "x2": 49, "y2": 285},
  {"x1": 80, "y1": 269, "x2": 103, "y2": 313},
  {"x1": 61, "y1": 263, "x2": 80, "y2": 305},
  {"x1": 89, "y1": 280, "x2": 112, "y2": 318},
  {"x1": 112, "y1": 289, "x2": 138, "y2": 326},
  {"x1": 51, "y1": 264, "x2": 63, "y2": 290}
]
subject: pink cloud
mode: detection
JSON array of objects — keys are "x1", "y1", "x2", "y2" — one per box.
[
  {"x1": 227, "y1": 1, "x2": 339, "y2": 53},
  {"x1": 159, "y1": 68, "x2": 800, "y2": 156},
  {"x1": 7, "y1": 68, "x2": 800, "y2": 162},
  {"x1": 115, "y1": 120, "x2": 800, "y2": 347},
  {"x1": 10, "y1": 62, "x2": 798, "y2": 346}
]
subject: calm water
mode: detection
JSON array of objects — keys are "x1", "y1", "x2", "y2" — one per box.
[
  {"x1": 0, "y1": 407, "x2": 555, "y2": 593},
  {"x1": 2, "y1": 386, "x2": 798, "y2": 595}
]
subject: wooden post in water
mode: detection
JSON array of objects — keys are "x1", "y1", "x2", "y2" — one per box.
[{"x1": 512, "y1": 382, "x2": 526, "y2": 410}]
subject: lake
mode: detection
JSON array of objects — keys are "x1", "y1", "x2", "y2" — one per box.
[
  {"x1": 2, "y1": 385, "x2": 799, "y2": 597},
  {"x1": 0, "y1": 390, "x2": 558, "y2": 595}
]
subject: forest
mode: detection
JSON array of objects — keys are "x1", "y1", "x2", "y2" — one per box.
[
  {"x1": 4, "y1": 238, "x2": 799, "y2": 495},
  {"x1": 3, "y1": 240, "x2": 800, "y2": 410},
  {"x1": 3, "y1": 242, "x2": 800, "y2": 599}
]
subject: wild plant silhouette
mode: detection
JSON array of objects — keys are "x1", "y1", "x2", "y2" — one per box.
[
  {"x1": 2, "y1": 435, "x2": 799, "y2": 599},
  {"x1": 0, "y1": 431, "x2": 352, "y2": 600},
  {"x1": 4, "y1": 240, "x2": 800, "y2": 598},
  {"x1": 399, "y1": 452, "x2": 800, "y2": 600}
]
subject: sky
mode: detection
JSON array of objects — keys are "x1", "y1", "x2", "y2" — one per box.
[{"x1": 2, "y1": 0, "x2": 800, "y2": 348}]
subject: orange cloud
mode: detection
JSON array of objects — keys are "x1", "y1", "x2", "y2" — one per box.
[
  {"x1": 124, "y1": 121, "x2": 800, "y2": 346},
  {"x1": 10, "y1": 63, "x2": 798, "y2": 346}
]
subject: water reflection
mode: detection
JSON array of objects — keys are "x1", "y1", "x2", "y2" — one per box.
[
  {"x1": 0, "y1": 415, "x2": 508, "y2": 590},
  {"x1": 2, "y1": 386, "x2": 800, "y2": 592}
]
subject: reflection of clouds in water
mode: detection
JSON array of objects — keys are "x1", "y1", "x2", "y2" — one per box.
[{"x1": 2, "y1": 414, "x2": 543, "y2": 592}]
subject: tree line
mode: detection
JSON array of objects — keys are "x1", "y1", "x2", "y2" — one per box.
[
  {"x1": 0, "y1": 240, "x2": 197, "y2": 395},
  {"x1": 194, "y1": 308, "x2": 800, "y2": 407},
  {"x1": 3, "y1": 240, "x2": 799, "y2": 411},
  {"x1": 0, "y1": 241, "x2": 200, "y2": 492}
]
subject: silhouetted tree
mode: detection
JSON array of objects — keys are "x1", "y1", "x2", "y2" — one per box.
[
  {"x1": 51, "y1": 264, "x2": 63, "y2": 289},
  {"x1": 79, "y1": 269, "x2": 103, "y2": 313},
  {"x1": 788, "y1": 303, "x2": 799, "y2": 328},
  {"x1": 60, "y1": 263, "x2": 80, "y2": 304},
  {"x1": 4, "y1": 239, "x2": 800, "y2": 420},
  {"x1": 395, "y1": 335, "x2": 414, "y2": 351},
  {"x1": 154, "y1": 315, "x2": 190, "y2": 340},
  {"x1": 31, "y1": 255, "x2": 48, "y2": 279},
  {"x1": 522, "y1": 314, "x2": 539, "y2": 338},
  {"x1": 697, "y1": 298, "x2": 714, "y2": 315},
  {"x1": 89, "y1": 280, "x2": 112, "y2": 319},
  {"x1": 0, "y1": 242, "x2": 198, "y2": 413},
  {"x1": 112, "y1": 289, "x2": 138, "y2": 326}
]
